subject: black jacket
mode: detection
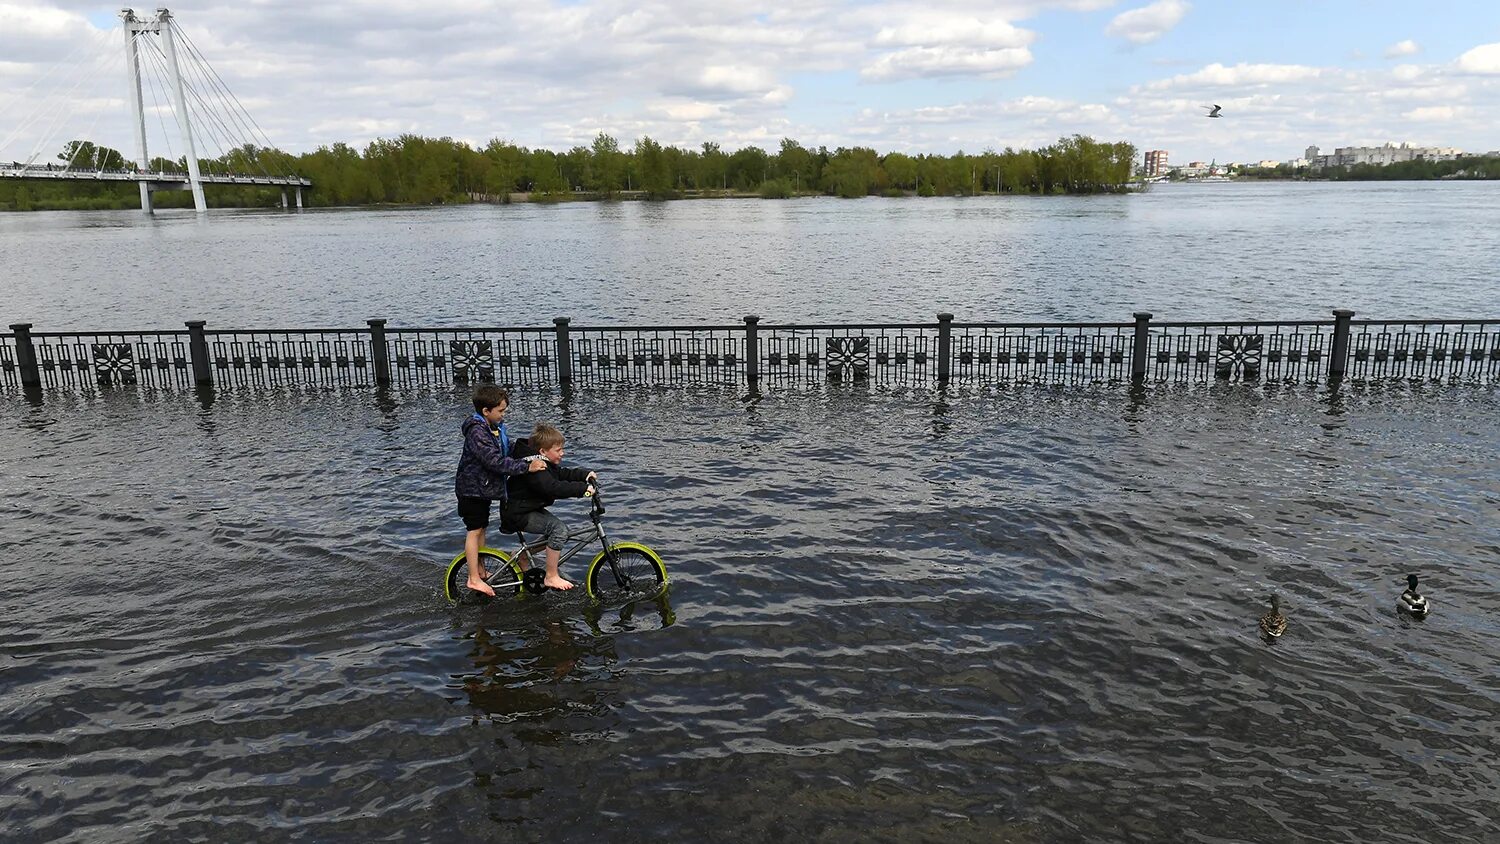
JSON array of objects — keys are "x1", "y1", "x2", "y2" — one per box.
[{"x1": 502, "y1": 437, "x2": 593, "y2": 522}]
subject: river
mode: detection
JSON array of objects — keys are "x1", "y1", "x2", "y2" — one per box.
[{"x1": 2, "y1": 184, "x2": 1499, "y2": 841}]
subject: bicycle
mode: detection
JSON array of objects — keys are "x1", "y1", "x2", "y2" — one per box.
[{"x1": 443, "y1": 486, "x2": 667, "y2": 605}]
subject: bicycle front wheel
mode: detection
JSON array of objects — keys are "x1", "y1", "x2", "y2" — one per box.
[
  {"x1": 444, "y1": 548, "x2": 521, "y2": 605},
  {"x1": 585, "y1": 542, "x2": 667, "y2": 601}
]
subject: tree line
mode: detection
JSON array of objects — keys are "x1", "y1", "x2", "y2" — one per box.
[
  {"x1": 1, "y1": 133, "x2": 1136, "y2": 210},
  {"x1": 1235, "y1": 156, "x2": 1499, "y2": 182}
]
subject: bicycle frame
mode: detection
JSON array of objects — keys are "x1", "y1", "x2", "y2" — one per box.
[{"x1": 491, "y1": 489, "x2": 623, "y2": 588}]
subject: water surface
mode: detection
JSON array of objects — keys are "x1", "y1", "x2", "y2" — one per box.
[
  {"x1": 2, "y1": 383, "x2": 1498, "y2": 840},
  {"x1": 3, "y1": 181, "x2": 1497, "y2": 329}
]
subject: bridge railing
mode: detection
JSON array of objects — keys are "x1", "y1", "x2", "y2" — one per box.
[{"x1": 3, "y1": 312, "x2": 1498, "y2": 394}]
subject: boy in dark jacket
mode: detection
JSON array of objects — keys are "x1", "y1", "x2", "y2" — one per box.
[
  {"x1": 504, "y1": 423, "x2": 597, "y2": 591},
  {"x1": 456, "y1": 385, "x2": 545, "y2": 597}
]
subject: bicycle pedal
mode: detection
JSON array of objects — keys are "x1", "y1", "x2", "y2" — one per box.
[{"x1": 522, "y1": 568, "x2": 550, "y2": 594}]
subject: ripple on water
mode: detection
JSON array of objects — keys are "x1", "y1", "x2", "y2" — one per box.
[{"x1": 1, "y1": 384, "x2": 1498, "y2": 840}]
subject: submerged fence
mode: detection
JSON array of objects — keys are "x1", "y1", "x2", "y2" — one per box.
[{"x1": 3, "y1": 311, "x2": 1498, "y2": 393}]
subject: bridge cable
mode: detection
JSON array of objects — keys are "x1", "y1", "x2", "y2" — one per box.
[
  {"x1": 0, "y1": 23, "x2": 112, "y2": 155},
  {"x1": 168, "y1": 41, "x2": 250, "y2": 178},
  {"x1": 177, "y1": 26, "x2": 286, "y2": 169},
  {"x1": 175, "y1": 37, "x2": 276, "y2": 182},
  {"x1": 17, "y1": 33, "x2": 119, "y2": 165},
  {"x1": 20, "y1": 46, "x2": 120, "y2": 169},
  {"x1": 8, "y1": 31, "x2": 119, "y2": 168},
  {"x1": 142, "y1": 37, "x2": 230, "y2": 176}
]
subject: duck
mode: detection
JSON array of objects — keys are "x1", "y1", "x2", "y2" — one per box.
[
  {"x1": 1399, "y1": 574, "x2": 1430, "y2": 618},
  {"x1": 1259, "y1": 594, "x2": 1286, "y2": 638}
]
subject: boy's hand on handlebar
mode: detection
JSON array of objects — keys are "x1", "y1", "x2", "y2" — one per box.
[
  {"x1": 586, "y1": 471, "x2": 597, "y2": 483},
  {"x1": 584, "y1": 485, "x2": 596, "y2": 497}
]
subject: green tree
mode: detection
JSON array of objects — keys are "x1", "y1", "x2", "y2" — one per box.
[
  {"x1": 588, "y1": 132, "x2": 623, "y2": 196},
  {"x1": 634, "y1": 136, "x2": 674, "y2": 199}
]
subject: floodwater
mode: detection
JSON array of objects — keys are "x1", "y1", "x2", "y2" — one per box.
[
  {"x1": 2, "y1": 382, "x2": 1498, "y2": 841},
  {"x1": 3, "y1": 185, "x2": 1500, "y2": 841}
]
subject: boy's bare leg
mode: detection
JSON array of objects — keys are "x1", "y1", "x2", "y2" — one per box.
[
  {"x1": 544, "y1": 546, "x2": 574, "y2": 591},
  {"x1": 465, "y1": 528, "x2": 495, "y2": 597},
  {"x1": 515, "y1": 546, "x2": 531, "y2": 572}
]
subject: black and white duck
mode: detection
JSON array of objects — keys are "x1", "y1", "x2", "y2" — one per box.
[{"x1": 1399, "y1": 574, "x2": 1430, "y2": 618}]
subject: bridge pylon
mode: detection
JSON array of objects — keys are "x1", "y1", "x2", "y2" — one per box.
[{"x1": 121, "y1": 8, "x2": 206, "y2": 214}]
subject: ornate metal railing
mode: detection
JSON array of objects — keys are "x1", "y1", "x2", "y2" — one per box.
[
  {"x1": 1346, "y1": 319, "x2": 1499, "y2": 380},
  {"x1": 2, "y1": 329, "x2": 194, "y2": 389},
  {"x1": 567, "y1": 322, "x2": 742, "y2": 386},
  {"x1": 3, "y1": 311, "x2": 1497, "y2": 394}
]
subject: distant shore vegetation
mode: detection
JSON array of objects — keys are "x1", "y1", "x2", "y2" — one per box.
[{"x1": 1, "y1": 133, "x2": 1136, "y2": 211}]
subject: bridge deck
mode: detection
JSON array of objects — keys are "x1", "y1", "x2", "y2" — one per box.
[{"x1": 0, "y1": 167, "x2": 311, "y2": 188}]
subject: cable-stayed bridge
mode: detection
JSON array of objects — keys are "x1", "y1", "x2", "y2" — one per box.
[{"x1": 0, "y1": 8, "x2": 311, "y2": 213}]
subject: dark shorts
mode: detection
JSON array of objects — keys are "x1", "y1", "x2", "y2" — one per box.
[{"x1": 457, "y1": 496, "x2": 491, "y2": 531}]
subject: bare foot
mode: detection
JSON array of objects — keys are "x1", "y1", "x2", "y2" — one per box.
[
  {"x1": 466, "y1": 577, "x2": 496, "y2": 597},
  {"x1": 544, "y1": 574, "x2": 574, "y2": 591}
]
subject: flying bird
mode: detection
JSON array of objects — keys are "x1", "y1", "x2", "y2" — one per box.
[{"x1": 1203, "y1": 104, "x2": 1222, "y2": 118}]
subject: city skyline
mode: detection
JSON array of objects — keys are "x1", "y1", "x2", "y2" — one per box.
[{"x1": 1, "y1": 1, "x2": 1498, "y2": 163}]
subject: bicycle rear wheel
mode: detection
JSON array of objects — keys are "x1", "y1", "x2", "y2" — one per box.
[
  {"x1": 444, "y1": 549, "x2": 521, "y2": 605},
  {"x1": 585, "y1": 543, "x2": 667, "y2": 601}
]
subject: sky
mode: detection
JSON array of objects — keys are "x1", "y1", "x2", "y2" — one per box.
[{"x1": 2, "y1": 0, "x2": 1500, "y2": 165}]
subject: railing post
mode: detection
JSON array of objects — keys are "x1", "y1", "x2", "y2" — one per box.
[
  {"x1": 936, "y1": 313, "x2": 953, "y2": 386},
  {"x1": 1131, "y1": 311, "x2": 1153, "y2": 382},
  {"x1": 1328, "y1": 308, "x2": 1355, "y2": 381},
  {"x1": 185, "y1": 320, "x2": 212, "y2": 386},
  {"x1": 553, "y1": 316, "x2": 573, "y2": 385},
  {"x1": 9, "y1": 323, "x2": 40, "y2": 389},
  {"x1": 743, "y1": 315, "x2": 760, "y2": 386},
  {"x1": 367, "y1": 318, "x2": 390, "y2": 386}
]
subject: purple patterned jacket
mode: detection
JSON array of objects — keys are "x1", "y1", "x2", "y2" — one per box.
[{"x1": 454, "y1": 416, "x2": 530, "y2": 500}]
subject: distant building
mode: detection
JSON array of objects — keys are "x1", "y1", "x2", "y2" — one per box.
[
  {"x1": 1256, "y1": 160, "x2": 1281, "y2": 169},
  {"x1": 1305, "y1": 142, "x2": 1463, "y2": 168},
  {"x1": 1144, "y1": 149, "x2": 1169, "y2": 177}
]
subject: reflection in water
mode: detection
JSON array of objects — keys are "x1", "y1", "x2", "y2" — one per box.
[
  {"x1": 456, "y1": 621, "x2": 596, "y2": 723},
  {"x1": 584, "y1": 590, "x2": 676, "y2": 635}
]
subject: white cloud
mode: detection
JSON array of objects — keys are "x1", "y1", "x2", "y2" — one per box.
[
  {"x1": 873, "y1": 17, "x2": 1034, "y2": 49},
  {"x1": 1147, "y1": 62, "x2": 1322, "y2": 90},
  {"x1": 1384, "y1": 39, "x2": 1420, "y2": 59},
  {"x1": 863, "y1": 46, "x2": 1034, "y2": 81},
  {"x1": 1403, "y1": 106, "x2": 1459, "y2": 121},
  {"x1": 3, "y1": 1, "x2": 1500, "y2": 163},
  {"x1": 1456, "y1": 43, "x2": 1500, "y2": 75},
  {"x1": 1105, "y1": 0, "x2": 1190, "y2": 45}
]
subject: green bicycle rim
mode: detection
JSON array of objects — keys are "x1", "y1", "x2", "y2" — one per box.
[{"x1": 444, "y1": 547, "x2": 519, "y2": 604}]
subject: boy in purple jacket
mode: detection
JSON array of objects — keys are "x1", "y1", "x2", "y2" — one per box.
[{"x1": 455, "y1": 385, "x2": 545, "y2": 597}]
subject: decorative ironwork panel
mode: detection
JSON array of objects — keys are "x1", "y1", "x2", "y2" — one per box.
[
  {"x1": 91, "y1": 343, "x2": 137, "y2": 385},
  {"x1": 21, "y1": 331, "x2": 191, "y2": 390},
  {"x1": 953, "y1": 323, "x2": 1132, "y2": 384},
  {"x1": 450, "y1": 339, "x2": 494, "y2": 382},
  {"x1": 1347, "y1": 320, "x2": 1499, "y2": 381},
  {"x1": 826, "y1": 337, "x2": 870, "y2": 381},
  {"x1": 1215, "y1": 334, "x2": 1262, "y2": 380},
  {"x1": 1151, "y1": 322, "x2": 1329, "y2": 383},
  {"x1": 387, "y1": 328, "x2": 553, "y2": 386},
  {"x1": 759, "y1": 325, "x2": 936, "y2": 385}
]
